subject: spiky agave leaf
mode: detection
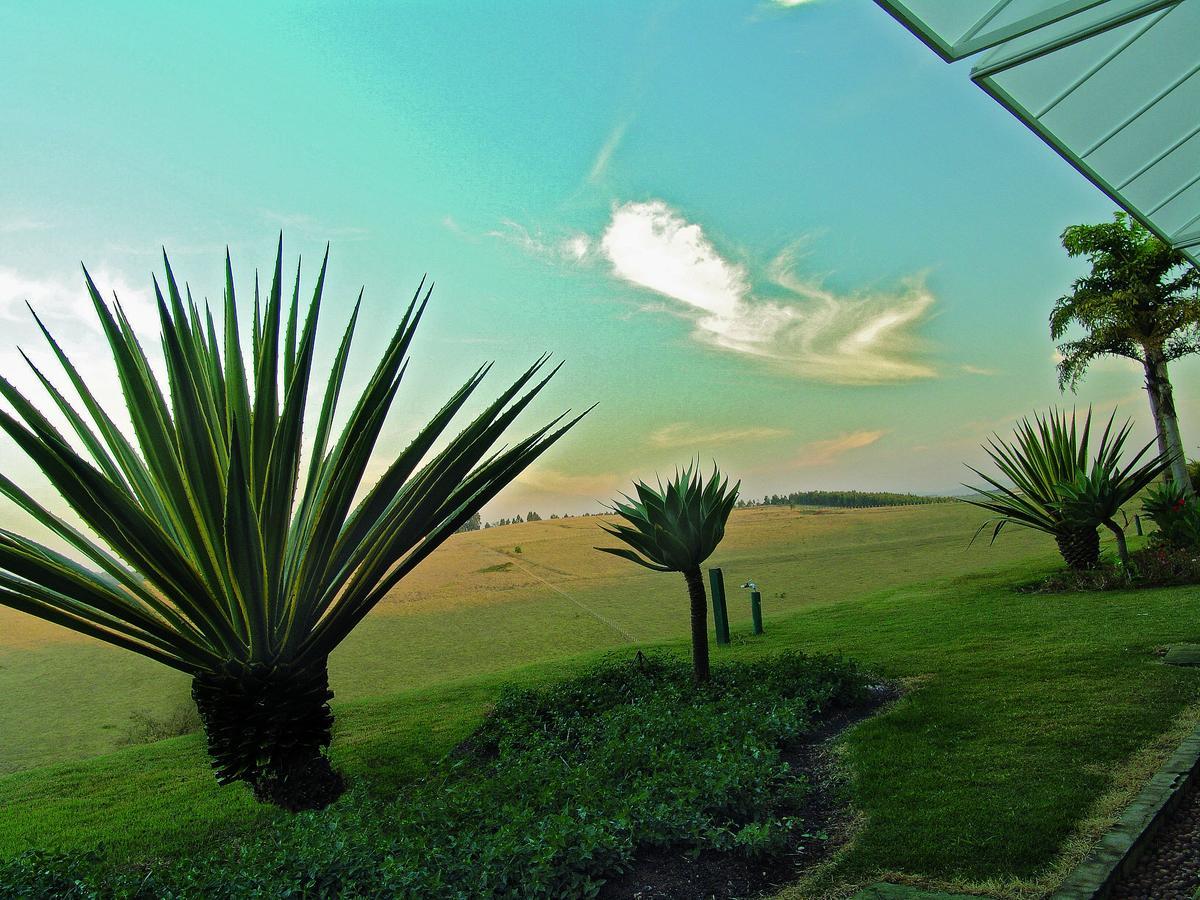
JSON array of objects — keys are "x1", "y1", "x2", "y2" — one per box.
[
  {"x1": 596, "y1": 461, "x2": 740, "y2": 573},
  {"x1": 1052, "y1": 417, "x2": 1172, "y2": 530},
  {"x1": 961, "y1": 407, "x2": 1094, "y2": 545},
  {"x1": 961, "y1": 407, "x2": 1170, "y2": 566},
  {"x1": 0, "y1": 240, "x2": 590, "y2": 806}
]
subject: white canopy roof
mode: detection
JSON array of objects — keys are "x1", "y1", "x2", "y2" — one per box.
[{"x1": 876, "y1": 0, "x2": 1200, "y2": 266}]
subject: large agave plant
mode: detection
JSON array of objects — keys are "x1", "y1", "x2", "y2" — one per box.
[
  {"x1": 595, "y1": 462, "x2": 739, "y2": 683},
  {"x1": 1053, "y1": 419, "x2": 1173, "y2": 568},
  {"x1": 962, "y1": 408, "x2": 1168, "y2": 570},
  {"x1": 0, "y1": 240, "x2": 587, "y2": 809}
]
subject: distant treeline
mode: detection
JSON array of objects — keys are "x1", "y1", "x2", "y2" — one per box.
[
  {"x1": 455, "y1": 491, "x2": 951, "y2": 533},
  {"x1": 738, "y1": 490, "x2": 951, "y2": 509},
  {"x1": 458, "y1": 510, "x2": 595, "y2": 531}
]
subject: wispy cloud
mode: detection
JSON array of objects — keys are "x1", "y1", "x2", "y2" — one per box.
[
  {"x1": 960, "y1": 364, "x2": 998, "y2": 376},
  {"x1": 649, "y1": 422, "x2": 790, "y2": 449},
  {"x1": 259, "y1": 210, "x2": 369, "y2": 240},
  {"x1": 794, "y1": 429, "x2": 885, "y2": 467},
  {"x1": 489, "y1": 219, "x2": 594, "y2": 263},
  {"x1": 515, "y1": 466, "x2": 624, "y2": 498},
  {"x1": 0, "y1": 265, "x2": 160, "y2": 452},
  {"x1": 0, "y1": 266, "x2": 157, "y2": 336},
  {"x1": 597, "y1": 200, "x2": 937, "y2": 385},
  {"x1": 588, "y1": 118, "x2": 632, "y2": 184},
  {"x1": 0, "y1": 218, "x2": 50, "y2": 235}
]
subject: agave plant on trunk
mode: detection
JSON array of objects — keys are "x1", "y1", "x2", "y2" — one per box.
[
  {"x1": 595, "y1": 463, "x2": 739, "y2": 683},
  {"x1": 0, "y1": 240, "x2": 588, "y2": 810},
  {"x1": 1052, "y1": 417, "x2": 1173, "y2": 569},
  {"x1": 962, "y1": 407, "x2": 1169, "y2": 571}
]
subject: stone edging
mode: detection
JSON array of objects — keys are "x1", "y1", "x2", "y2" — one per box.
[{"x1": 1050, "y1": 721, "x2": 1200, "y2": 899}]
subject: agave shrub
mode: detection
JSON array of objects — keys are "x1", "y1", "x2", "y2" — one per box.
[
  {"x1": 963, "y1": 408, "x2": 1168, "y2": 570},
  {"x1": 596, "y1": 463, "x2": 739, "y2": 683},
  {"x1": 0, "y1": 241, "x2": 587, "y2": 810}
]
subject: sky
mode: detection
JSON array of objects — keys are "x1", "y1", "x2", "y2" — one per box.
[{"x1": 1, "y1": 0, "x2": 1195, "y2": 523}]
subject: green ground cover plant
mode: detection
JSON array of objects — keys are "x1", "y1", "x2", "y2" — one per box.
[
  {"x1": 0, "y1": 652, "x2": 867, "y2": 898},
  {"x1": 1143, "y1": 480, "x2": 1200, "y2": 550}
]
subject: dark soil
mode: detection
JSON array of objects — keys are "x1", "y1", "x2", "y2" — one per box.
[
  {"x1": 598, "y1": 683, "x2": 899, "y2": 900},
  {"x1": 1109, "y1": 774, "x2": 1200, "y2": 900}
]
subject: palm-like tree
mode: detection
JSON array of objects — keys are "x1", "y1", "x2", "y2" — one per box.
[
  {"x1": 1052, "y1": 212, "x2": 1200, "y2": 494},
  {"x1": 0, "y1": 241, "x2": 588, "y2": 810},
  {"x1": 962, "y1": 408, "x2": 1168, "y2": 570},
  {"x1": 596, "y1": 463, "x2": 739, "y2": 683}
]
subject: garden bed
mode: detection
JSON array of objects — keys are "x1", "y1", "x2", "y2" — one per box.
[
  {"x1": 600, "y1": 687, "x2": 896, "y2": 899},
  {"x1": 0, "y1": 651, "x2": 880, "y2": 898},
  {"x1": 1017, "y1": 545, "x2": 1200, "y2": 593}
]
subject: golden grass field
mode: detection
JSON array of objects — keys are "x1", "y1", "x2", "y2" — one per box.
[{"x1": 0, "y1": 502, "x2": 1058, "y2": 775}]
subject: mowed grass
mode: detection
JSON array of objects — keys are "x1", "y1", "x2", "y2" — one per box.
[
  {"x1": 2, "y1": 504, "x2": 1200, "y2": 895},
  {"x1": 0, "y1": 503, "x2": 1050, "y2": 774}
]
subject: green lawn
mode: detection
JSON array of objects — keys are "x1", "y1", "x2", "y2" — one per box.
[
  {"x1": 3, "y1": 546, "x2": 1199, "y2": 897},
  {"x1": 0, "y1": 502, "x2": 1052, "y2": 774}
]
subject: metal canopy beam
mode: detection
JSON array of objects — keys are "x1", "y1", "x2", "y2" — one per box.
[{"x1": 969, "y1": 0, "x2": 1179, "y2": 78}]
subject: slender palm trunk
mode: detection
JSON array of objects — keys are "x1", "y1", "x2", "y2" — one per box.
[
  {"x1": 1143, "y1": 352, "x2": 1193, "y2": 495},
  {"x1": 1102, "y1": 518, "x2": 1130, "y2": 571},
  {"x1": 682, "y1": 567, "x2": 710, "y2": 683},
  {"x1": 191, "y1": 656, "x2": 344, "y2": 811}
]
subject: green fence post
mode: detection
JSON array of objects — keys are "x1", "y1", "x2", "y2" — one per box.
[
  {"x1": 750, "y1": 590, "x2": 764, "y2": 635},
  {"x1": 709, "y1": 567, "x2": 730, "y2": 645}
]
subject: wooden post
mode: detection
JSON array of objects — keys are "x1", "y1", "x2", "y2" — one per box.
[{"x1": 708, "y1": 568, "x2": 730, "y2": 646}]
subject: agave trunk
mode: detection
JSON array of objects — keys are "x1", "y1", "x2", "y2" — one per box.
[
  {"x1": 683, "y1": 567, "x2": 710, "y2": 684},
  {"x1": 191, "y1": 657, "x2": 343, "y2": 811},
  {"x1": 1102, "y1": 518, "x2": 1131, "y2": 570},
  {"x1": 1054, "y1": 526, "x2": 1100, "y2": 570}
]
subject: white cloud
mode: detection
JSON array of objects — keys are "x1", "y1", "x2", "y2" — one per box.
[
  {"x1": 0, "y1": 266, "x2": 163, "y2": 505},
  {"x1": 649, "y1": 422, "x2": 790, "y2": 449},
  {"x1": 0, "y1": 265, "x2": 158, "y2": 338},
  {"x1": 601, "y1": 201, "x2": 747, "y2": 320},
  {"x1": 563, "y1": 234, "x2": 592, "y2": 261},
  {"x1": 597, "y1": 201, "x2": 937, "y2": 385},
  {"x1": 794, "y1": 429, "x2": 885, "y2": 467},
  {"x1": 0, "y1": 265, "x2": 162, "y2": 426}
]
